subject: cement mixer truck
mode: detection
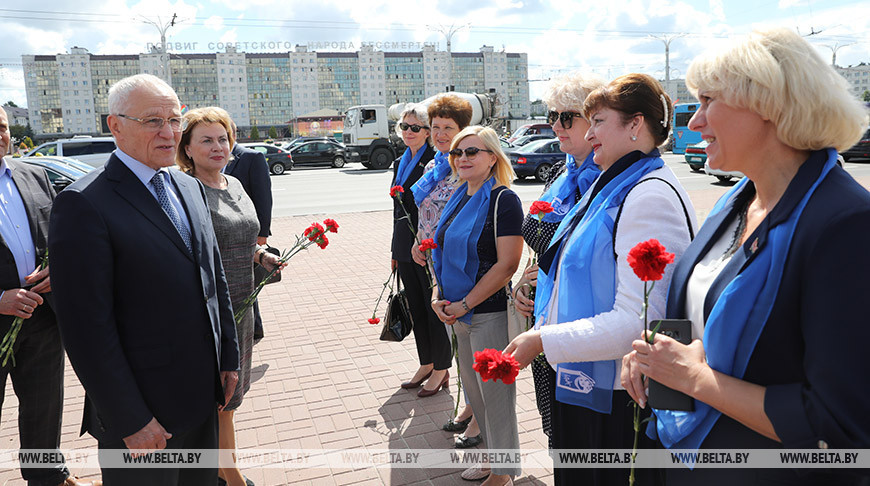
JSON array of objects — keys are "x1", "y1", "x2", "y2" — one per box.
[{"x1": 343, "y1": 92, "x2": 499, "y2": 170}]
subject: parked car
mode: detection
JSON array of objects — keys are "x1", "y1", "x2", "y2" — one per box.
[
  {"x1": 282, "y1": 136, "x2": 341, "y2": 152},
  {"x1": 511, "y1": 134, "x2": 552, "y2": 147},
  {"x1": 507, "y1": 123, "x2": 554, "y2": 143},
  {"x1": 508, "y1": 138, "x2": 563, "y2": 182},
  {"x1": 241, "y1": 143, "x2": 294, "y2": 175},
  {"x1": 18, "y1": 156, "x2": 94, "y2": 192},
  {"x1": 499, "y1": 138, "x2": 515, "y2": 150},
  {"x1": 704, "y1": 161, "x2": 744, "y2": 183},
  {"x1": 840, "y1": 128, "x2": 870, "y2": 161},
  {"x1": 684, "y1": 140, "x2": 708, "y2": 172},
  {"x1": 27, "y1": 136, "x2": 116, "y2": 167},
  {"x1": 289, "y1": 140, "x2": 347, "y2": 168}
]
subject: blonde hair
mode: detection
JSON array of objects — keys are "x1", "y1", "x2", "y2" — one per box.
[
  {"x1": 176, "y1": 107, "x2": 235, "y2": 174},
  {"x1": 543, "y1": 72, "x2": 606, "y2": 113},
  {"x1": 449, "y1": 126, "x2": 515, "y2": 188},
  {"x1": 686, "y1": 27, "x2": 868, "y2": 151}
]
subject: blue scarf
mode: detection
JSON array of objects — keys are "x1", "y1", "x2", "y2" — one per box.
[
  {"x1": 535, "y1": 152, "x2": 664, "y2": 413},
  {"x1": 653, "y1": 149, "x2": 838, "y2": 452},
  {"x1": 432, "y1": 177, "x2": 496, "y2": 325},
  {"x1": 395, "y1": 146, "x2": 427, "y2": 188},
  {"x1": 537, "y1": 152, "x2": 600, "y2": 222},
  {"x1": 411, "y1": 151, "x2": 452, "y2": 206}
]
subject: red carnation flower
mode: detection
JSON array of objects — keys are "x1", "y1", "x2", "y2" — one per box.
[
  {"x1": 627, "y1": 239, "x2": 675, "y2": 282},
  {"x1": 389, "y1": 185, "x2": 404, "y2": 198},
  {"x1": 323, "y1": 218, "x2": 339, "y2": 233},
  {"x1": 316, "y1": 236, "x2": 329, "y2": 249},
  {"x1": 418, "y1": 238, "x2": 438, "y2": 252},
  {"x1": 368, "y1": 317, "x2": 380, "y2": 325},
  {"x1": 304, "y1": 222, "x2": 325, "y2": 241},
  {"x1": 473, "y1": 348, "x2": 520, "y2": 385},
  {"x1": 529, "y1": 200, "x2": 554, "y2": 216}
]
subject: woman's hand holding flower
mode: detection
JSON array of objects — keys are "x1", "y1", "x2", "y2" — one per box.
[
  {"x1": 622, "y1": 331, "x2": 709, "y2": 408},
  {"x1": 261, "y1": 252, "x2": 287, "y2": 273},
  {"x1": 503, "y1": 329, "x2": 543, "y2": 369}
]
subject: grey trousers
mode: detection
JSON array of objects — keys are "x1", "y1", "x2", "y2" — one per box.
[{"x1": 454, "y1": 311, "x2": 521, "y2": 476}]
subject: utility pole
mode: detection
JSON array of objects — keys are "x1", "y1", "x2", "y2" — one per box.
[
  {"x1": 427, "y1": 23, "x2": 470, "y2": 92},
  {"x1": 823, "y1": 42, "x2": 854, "y2": 67},
  {"x1": 650, "y1": 34, "x2": 684, "y2": 100},
  {"x1": 141, "y1": 14, "x2": 180, "y2": 84}
]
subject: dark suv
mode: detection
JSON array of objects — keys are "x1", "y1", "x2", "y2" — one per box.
[
  {"x1": 841, "y1": 129, "x2": 870, "y2": 161},
  {"x1": 289, "y1": 140, "x2": 347, "y2": 168}
]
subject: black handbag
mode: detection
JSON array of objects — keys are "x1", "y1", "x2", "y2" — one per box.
[
  {"x1": 379, "y1": 270, "x2": 414, "y2": 342},
  {"x1": 254, "y1": 245, "x2": 281, "y2": 285}
]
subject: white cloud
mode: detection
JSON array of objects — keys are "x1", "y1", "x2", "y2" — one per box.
[{"x1": 204, "y1": 15, "x2": 225, "y2": 31}]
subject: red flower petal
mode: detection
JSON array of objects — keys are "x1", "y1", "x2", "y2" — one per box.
[
  {"x1": 627, "y1": 239, "x2": 675, "y2": 282},
  {"x1": 368, "y1": 317, "x2": 380, "y2": 325},
  {"x1": 323, "y1": 218, "x2": 339, "y2": 233},
  {"x1": 529, "y1": 200, "x2": 554, "y2": 215},
  {"x1": 389, "y1": 185, "x2": 405, "y2": 198}
]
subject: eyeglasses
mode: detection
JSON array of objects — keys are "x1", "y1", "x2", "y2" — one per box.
[
  {"x1": 117, "y1": 114, "x2": 183, "y2": 132},
  {"x1": 547, "y1": 110, "x2": 585, "y2": 130},
  {"x1": 399, "y1": 122, "x2": 429, "y2": 133},
  {"x1": 448, "y1": 147, "x2": 493, "y2": 158}
]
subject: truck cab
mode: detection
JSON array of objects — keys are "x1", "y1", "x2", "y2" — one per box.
[{"x1": 343, "y1": 105, "x2": 402, "y2": 169}]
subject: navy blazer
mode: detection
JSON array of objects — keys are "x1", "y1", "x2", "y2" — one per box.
[
  {"x1": 0, "y1": 159, "x2": 55, "y2": 328},
  {"x1": 48, "y1": 154, "x2": 239, "y2": 443},
  {"x1": 664, "y1": 152, "x2": 870, "y2": 485},
  {"x1": 228, "y1": 145, "x2": 272, "y2": 238},
  {"x1": 390, "y1": 145, "x2": 435, "y2": 262}
]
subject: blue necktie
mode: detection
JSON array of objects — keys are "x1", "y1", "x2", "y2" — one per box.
[{"x1": 151, "y1": 172, "x2": 192, "y2": 253}]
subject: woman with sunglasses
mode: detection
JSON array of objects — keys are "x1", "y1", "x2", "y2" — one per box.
[
  {"x1": 390, "y1": 104, "x2": 450, "y2": 395},
  {"x1": 409, "y1": 95, "x2": 484, "y2": 443},
  {"x1": 511, "y1": 72, "x2": 604, "y2": 448},
  {"x1": 432, "y1": 126, "x2": 523, "y2": 485},
  {"x1": 505, "y1": 74, "x2": 695, "y2": 486}
]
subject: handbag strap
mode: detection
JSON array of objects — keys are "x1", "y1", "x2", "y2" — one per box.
[{"x1": 492, "y1": 186, "x2": 513, "y2": 298}]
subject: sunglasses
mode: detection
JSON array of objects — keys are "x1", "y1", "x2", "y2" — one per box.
[
  {"x1": 400, "y1": 122, "x2": 429, "y2": 133},
  {"x1": 448, "y1": 147, "x2": 493, "y2": 158},
  {"x1": 547, "y1": 110, "x2": 585, "y2": 130}
]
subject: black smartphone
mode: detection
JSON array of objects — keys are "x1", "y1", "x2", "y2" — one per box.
[{"x1": 647, "y1": 319, "x2": 695, "y2": 411}]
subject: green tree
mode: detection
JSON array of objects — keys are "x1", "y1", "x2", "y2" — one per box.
[
  {"x1": 268, "y1": 126, "x2": 278, "y2": 139},
  {"x1": 4, "y1": 101, "x2": 18, "y2": 108},
  {"x1": 10, "y1": 124, "x2": 34, "y2": 142},
  {"x1": 249, "y1": 125, "x2": 260, "y2": 140},
  {"x1": 863, "y1": 90, "x2": 870, "y2": 102},
  {"x1": 23, "y1": 136, "x2": 34, "y2": 148}
]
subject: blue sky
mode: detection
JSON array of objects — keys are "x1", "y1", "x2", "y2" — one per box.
[{"x1": 0, "y1": 0, "x2": 868, "y2": 107}]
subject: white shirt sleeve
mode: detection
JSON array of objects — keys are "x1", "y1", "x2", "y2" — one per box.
[{"x1": 541, "y1": 169, "x2": 696, "y2": 376}]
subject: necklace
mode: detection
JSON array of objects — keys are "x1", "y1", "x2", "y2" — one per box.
[{"x1": 724, "y1": 201, "x2": 749, "y2": 258}]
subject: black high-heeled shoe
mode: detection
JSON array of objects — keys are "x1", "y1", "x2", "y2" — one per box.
[{"x1": 442, "y1": 415, "x2": 472, "y2": 432}]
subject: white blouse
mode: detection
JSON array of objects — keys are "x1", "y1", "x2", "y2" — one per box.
[{"x1": 539, "y1": 166, "x2": 696, "y2": 389}]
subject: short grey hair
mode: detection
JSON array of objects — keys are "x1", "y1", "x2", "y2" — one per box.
[
  {"x1": 395, "y1": 102, "x2": 430, "y2": 137},
  {"x1": 542, "y1": 72, "x2": 606, "y2": 113},
  {"x1": 108, "y1": 74, "x2": 177, "y2": 115}
]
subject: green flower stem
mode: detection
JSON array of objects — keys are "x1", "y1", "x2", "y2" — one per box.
[
  {"x1": 629, "y1": 279, "x2": 656, "y2": 485},
  {"x1": 393, "y1": 194, "x2": 434, "y2": 287},
  {"x1": 451, "y1": 327, "x2": 463, "y2": 417},
  {"x1": 0, "y1": 252, "x2": 49, "y2": 367},
  {"x1": 370, "y1": 272, "x2": 395, "y2": 320}
]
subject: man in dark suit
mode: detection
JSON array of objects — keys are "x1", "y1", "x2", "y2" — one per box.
[
  {"x1": 227, "y1": 131, "x2": 272, "y2": 341},
  {"x1": 48, "y1": 74, "x2": 239, "y2": 485},
  {"x1": 0, "y1": 108, "x2": 96, "y2": 486}
]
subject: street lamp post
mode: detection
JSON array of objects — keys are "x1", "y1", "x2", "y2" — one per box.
[
  {"x1": 141, "y1": 14, "x2": 180, "y2": 84},
  {"x1": 650, "y1": 34, "x2": 685, "y2": 100}
]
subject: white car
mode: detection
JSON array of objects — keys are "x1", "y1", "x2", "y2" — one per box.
[
  {"x1": 27, "y1": 136, "x2": 116, "y2": 168},
  {"x1": 704, "y1": 161, "x2": 744, "y2": 183}
]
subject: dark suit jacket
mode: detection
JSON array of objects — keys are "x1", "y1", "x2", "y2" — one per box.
[
  {"x1": 390, "y1": 145, "x2": 435, "y2": 262},
  {"x1": 228, "y1": 145, "x2": 272, "y2": 239},
  {"x1": 48, "y1": 154, "x2": 239, "y2": 443},
  {"x1": 664, "y1": 152, "x2": 870, "y2": 485},
  {"x1": 0, "y1": 159, "x2": 55, "y2": 329}
]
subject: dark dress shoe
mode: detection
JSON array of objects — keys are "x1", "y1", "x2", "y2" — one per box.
[
  {"x1": 400, "y1": 369, "x2": 432, "y2": 389},
  {"x1": 442, "y1": 415, "x2": 472, "y2": 432},
  {"x1": 417, "y1": 370, "x2": 449, "y2": 397},
  {"x1": 454, "y1": 433, "x2": 483, "y2": 449}
]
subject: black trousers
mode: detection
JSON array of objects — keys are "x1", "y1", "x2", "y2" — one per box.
[
  {"x1": 0, "y1": 304, "x2": 70, "y2": 486},
  {"x1": 551, "y1": 390, "x2": 664, "y2": 486},
  {"x1": 396, "y1": 261, "x2": 452, "y2": 370},
  {"x1": 98, "y1": 407, "x2": 218, "y2": 486}
]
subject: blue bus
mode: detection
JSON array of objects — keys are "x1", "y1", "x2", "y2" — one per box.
[{"x1": 671, "y1": 103, "x2": 701, "y2": 154}]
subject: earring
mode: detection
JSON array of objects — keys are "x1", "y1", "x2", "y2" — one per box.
[{"x1": 631, "y1": 135, "x2": 637, "y2": 141}]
